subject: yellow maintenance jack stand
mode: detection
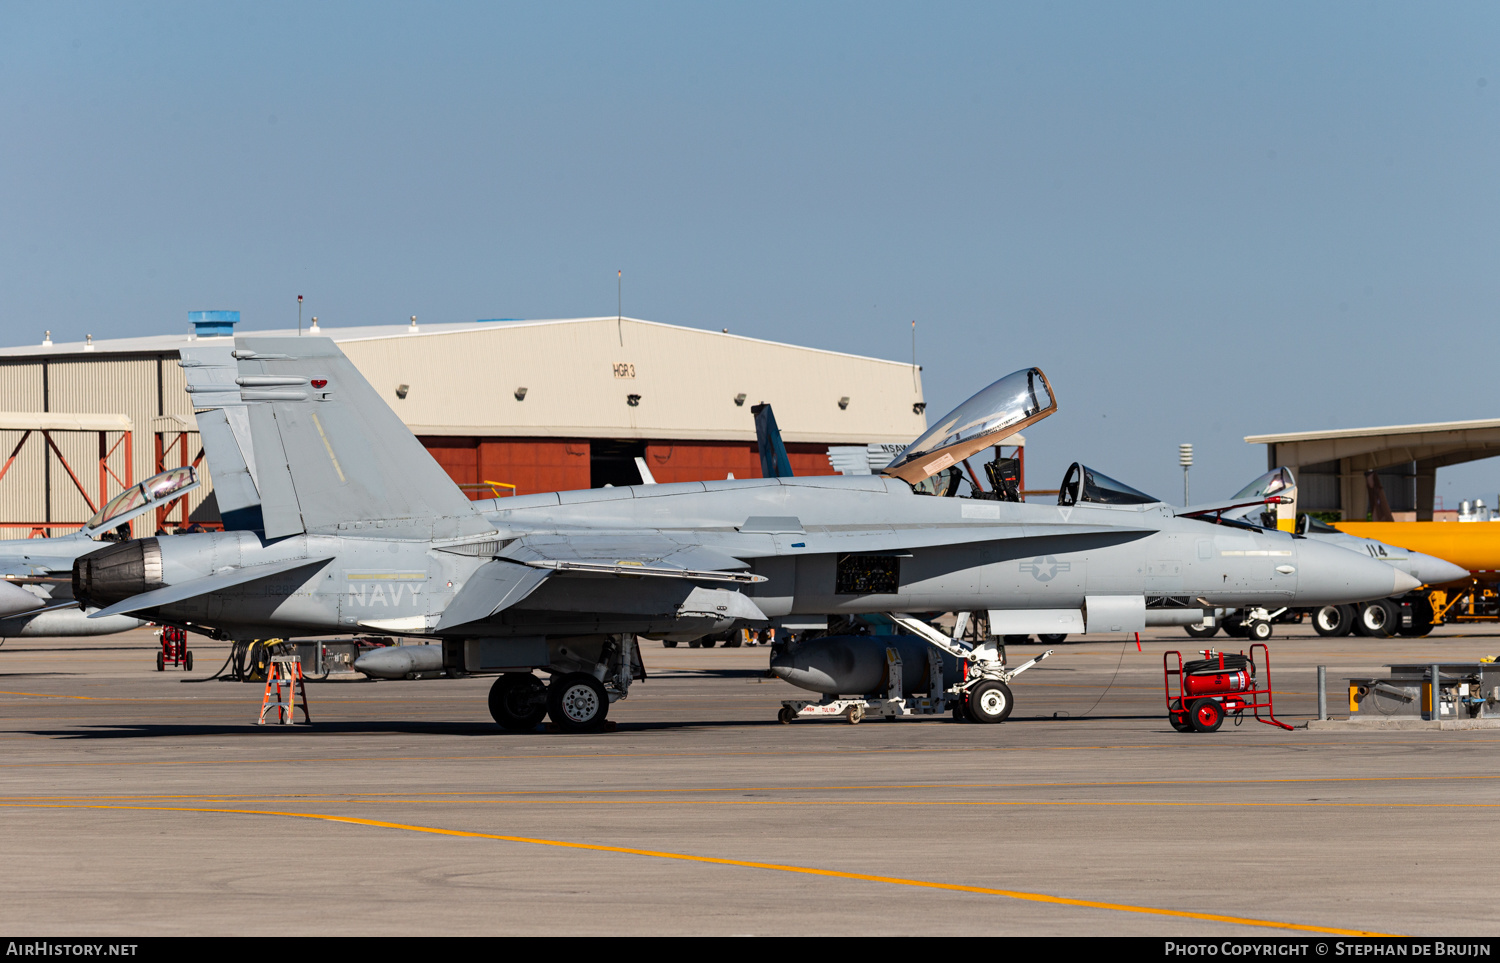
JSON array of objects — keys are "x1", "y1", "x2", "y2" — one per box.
[{"x1": 258, "y1": 654, "x2": 311, "y2": 725}]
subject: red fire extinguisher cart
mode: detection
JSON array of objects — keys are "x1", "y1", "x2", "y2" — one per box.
[{"x1": 1163, "y1": 644, "x2": 1292, "y2": 732}]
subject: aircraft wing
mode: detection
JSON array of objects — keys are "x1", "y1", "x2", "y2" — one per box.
[
  {"x1": 500, "y1": 534, "x2": 762, "y2": 583},
  {"x1": 702, "y1": 521, "x2": 1155, "y2": 558}
]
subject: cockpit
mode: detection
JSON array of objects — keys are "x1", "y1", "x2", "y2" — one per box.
[
  {"x1": 886, "y1": 366, "x2": 1163, "y2": 506},
  {"x1": 1057, "y1": 463, "x2": 1158, "y2": 506}
]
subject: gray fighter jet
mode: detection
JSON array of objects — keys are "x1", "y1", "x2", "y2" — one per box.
[
  {"x1": 0, "y1": 466, "x2": 200, "y2": 639},
  {"x1": 70, "y1": 339, "x2": 1411, "y2": 730}
]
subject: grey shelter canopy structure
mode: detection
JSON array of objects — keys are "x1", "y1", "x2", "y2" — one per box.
[{"x1": 1246, "y1": 418, "x2": 1500, "y2": 521}]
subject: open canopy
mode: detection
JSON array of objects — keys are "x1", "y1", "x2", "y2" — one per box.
[{"x1": 883, "y1": 367, "x2": 1056, "y2": 484}]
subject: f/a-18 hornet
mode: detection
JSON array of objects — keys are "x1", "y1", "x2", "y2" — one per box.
[{"x1": 70, "y1": 338, "x2": 1412, "y2": 731}]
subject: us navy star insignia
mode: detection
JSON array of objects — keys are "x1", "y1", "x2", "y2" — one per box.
[{"x1": 1021, "y1": 555, "x2": 1071, "y2": 583}]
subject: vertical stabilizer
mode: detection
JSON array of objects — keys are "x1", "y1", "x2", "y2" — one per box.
[
  {"x1": 235, "y1": 337, "x2": 493, "y2": 540},
  {"x1": 751, "y1": 403, "x2": 794, "y2": 478},
  {"x1": 179, "y1": 345, "x2": 263, "y2": 532}
]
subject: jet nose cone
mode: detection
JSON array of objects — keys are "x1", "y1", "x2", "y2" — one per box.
[
  {"x1": 1294, "y1": 539, "x2": 1423, "y2": 606},
  {"x1": 1408, "y1": 552, "x2": 1469, "y2": 587}
]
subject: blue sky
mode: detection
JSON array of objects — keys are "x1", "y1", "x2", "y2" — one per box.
[{"x1": 2, "y1": 2, "x2": 1497, "y2": 505}]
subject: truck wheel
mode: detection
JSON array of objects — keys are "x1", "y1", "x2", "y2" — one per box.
[
  {"x1": 1188, "y1": 698, "x2": 1224, "y2": 733},
  {"x1": 1184, "y1": 623, "x2": 1219, "y2": 639},
  {"x1": 1356, "y1": 600, "x2": 1398, "y2": 638},
  {"x1": 964, "y1": 681, "x2": 1014, "y2": 723},
  {"x1": 489, "y1": 673, "x2": 548, "y2": 731},
  {"x1": 1314, "y1": 604, "x2": 1354, "y2": 637},
  {"x1": 546, "y1": 673, "x2": 609, "y2": 732}
]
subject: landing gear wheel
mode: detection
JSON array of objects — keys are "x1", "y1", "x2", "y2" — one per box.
[
  {"x1": 777, "y1": 706, "x2": 796, "y2": 724},
  {"x1": 699, "y1": 639, "x2": 716, "y2": 649},
  {"x1": 1168, "y1": 700, "x2": 1193, "y2": 732},
  {"x1": 489, "y1": 673, "x2": 548, "y2": 731},
  {"x1": 964, "y1": 680, "x2": 1014, "y2": 724},
  {"x1": 844, "y1": 704, "x2": 865, "y2": 725},
  {"x1": 1314, "y1": 604, "x2": 1355, "y2": 637},
  {"x1": 1188, "y1": 698, "x2": 1224, "y2": 733},
  {"x1": 1038, "y1": 634, "x2": 1068, "y2": 644},
  {"x1": 1222, "y1": 620, "x2": 1250, "y2": 638},
  {"x1": 1184, "y1": 622, "x2": 1219, "y2": 639},
  {"x1": 1247, "y1": 620, "x2": 1273, "y2": 642},
  {"x1": 662, "y1": 640, "x2": 679, "y2": 648},
  {"x1": 155, "y1": 651, "x2": 164, "y2": 672},
  {"x1": 184, "y1": 651, "x2": 193, "y2": 672},
  {"x1": 546, "y1": 672, "x2": 610, "y2": 732},
  {"x1": 1356, "y1": 600, "x2": 1398, "y2": 638}
]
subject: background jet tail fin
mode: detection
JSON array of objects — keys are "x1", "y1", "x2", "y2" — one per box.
[
  {"x1": 179, "y1": 345, "x2": 263, "y2": 532},
  {"x1": 751, "y1": 403, "x2": 794, "y2": 478},
  {"x1": 235, "y1": 336, "x2": 494, "y2": 540}
]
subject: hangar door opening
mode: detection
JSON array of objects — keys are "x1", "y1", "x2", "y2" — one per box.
[{"x1": 590, "y1": 440, "x2": 646, "y2": 488}]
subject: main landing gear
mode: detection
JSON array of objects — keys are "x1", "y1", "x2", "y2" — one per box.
[{"x1": 487, "y1": 671, "x2": 613, "y2": 733}]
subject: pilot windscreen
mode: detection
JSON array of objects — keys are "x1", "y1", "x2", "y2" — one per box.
[{"x1": 1080, "y1": 467, "x2": 1158, "y2": 505}]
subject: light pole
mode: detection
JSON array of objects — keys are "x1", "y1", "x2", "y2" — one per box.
[{"x1": 1179, "y1": 443, "x2": 1194, "y2": 505}]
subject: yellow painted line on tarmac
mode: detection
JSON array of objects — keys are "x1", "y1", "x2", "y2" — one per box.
[{"x1": 0, "y1": 801, "x2": 1396, "y2": 936}]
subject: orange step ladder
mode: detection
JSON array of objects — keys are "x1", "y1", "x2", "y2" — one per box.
[{"x1": 258, "y1": 654, "x2": 311, "y2": 725}]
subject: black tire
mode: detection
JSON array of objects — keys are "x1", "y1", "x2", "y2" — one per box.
[
  {"x1": 777, "y1": 706, "x2": 796, "y2": 724},
  {"x1": 844, "y1": 704, "x2": 864, "y2": 725},
  {"x1": 1184, "y1": 623, "x2": 1219, "y2": 639},
  {"x1": 546, "y1": 672, "x2": 610, "y2": 732},
  {"x1": 1037, "y1": 633, "x2": 1068, "y2": 644},
  {"x1": 1313, "y1": 604, "x2": 1354, "y2": 637},
  {"x1": 488, "y1": 673, "x2": 548, "y2": 731},
  {"x1": 1221, "y1": 620, "x2": 1250, "y2": 638},
  {"x1": 1398, "y1": 595, "x2": 1436, "y2": 637},
  {"x1": 1002, "y1": 634, "x2": 1031, "y2": 644},
  {"x1": 724, "y1": 636, "x2": 742, "y2": 648},
  {"x1": 662, "y1": 640, "x2": 678, "y2": 648},
  {"x1": 1188, "y1": 698, "x2": 1224, "y2": 733},
  {"x1": 699, "y1": 638, "x2": 716, "y2": 649},
  {"x1": 1247, "y1": 620, "x2": 1273, "y2": 642},
  {"x1": 964, "y1": 680, "x2": 1014, "y2": 724},
  {"x1": 183, "y1": 650, "x2": 193, "y2": 672},
  {"x1": 1356, "y1": 600, "x2": 1398, "y2": 638},
  {"x1": 155, "y1": 651, "x2": 164, "y2": 672},
  {"x1": 1168, "y1": 699, "x2": 1193, "y2": 732}
]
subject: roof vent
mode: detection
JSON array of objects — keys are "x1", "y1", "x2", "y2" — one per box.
[
  {"x1": 309, "y1": 316, "x2": 320, "y2": 333},
  {"x1": 189, "y1": 310, "x2": 239, "y2": 338},
  {"x1": 84, "y1": 334, "x2": 94, "y2": 352},
  {"x1": 408, "y1": 315, "x2": 419, "y2": 333},
  {"x1": 41, "y1": 331, "x2": 51, "y2": 347}
]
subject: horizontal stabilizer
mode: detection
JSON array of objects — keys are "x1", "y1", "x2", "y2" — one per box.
[
  {"x1": 435, "y1": 560, "x2": 552, "y2": 631},
  {"x1": 88, "y1": 555, "x2": 334, "y2": 619}
]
